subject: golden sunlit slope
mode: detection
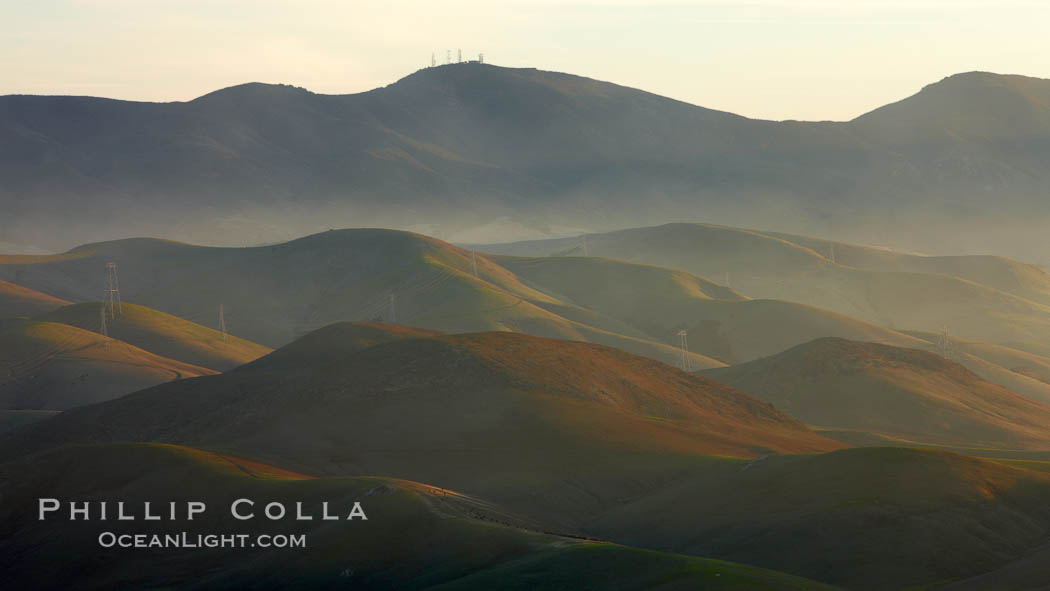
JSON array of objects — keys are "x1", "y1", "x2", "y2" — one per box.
[
  {"x1": 587, "y1": 447, "x2": 1050, "y2": 591},
  {"x1": 0, "y1": 321, "x2": 215, "y2": 410},
  {"x1": 494, "y1": 254, "x2": 927, "y2": 363},
  {"x1": 478, "y1": 222, "x2": 1050, "y2": 350},
  {"x1": 0, "y1": 229, "x2": 723, "y2": 369},
  {"x1": 3, "y1": 329, "x2": 842, "y2": 523},
  {"x1": 703, "y1": 338, "x2": 1050, "y2": 449},
  {"x1": 0, "y1": 443, "x2": 839, "y2": 591},
  {"x1": 0, "y1": 279, "x2": 69, "y2": 317},
  {"x1": 37, "y1": 302, "x2": 272, "y2": 371}
]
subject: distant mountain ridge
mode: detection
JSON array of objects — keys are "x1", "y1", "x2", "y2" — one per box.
[{"x1": 3, "y1": 65, "x2": 1050, "y2": 261}]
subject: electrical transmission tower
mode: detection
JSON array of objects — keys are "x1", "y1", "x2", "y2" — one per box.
[
  {"x1": 938, "y1": 325, "x2": 953, "y2": 360},
  {"x1": 457, "y1": 48, "x2": 462, "y2": 63},
  {"x1": 219, "y1": 303, "x2": 228, "y2": 343},
  {"x1": 479, "y1": 53, "x2": 484, "y2": 64},
  {"x1": 471, "y1": 250, "x2": 479, "y2": 278},
  {"x1": 389, "y1": 293, "x2": 397, "y2": 323},
  {"x1": 431, "y1": 53, "x2": 436, "y2": 67},
  {"x1": 677, "y1": 329, "x2": 691, "y2": 371},
  {"x1": 99, "y1": 304, "x2": 108, "y2": 338},
  {"x1": 105, "y1": 262, "x2": 122, "y2": 318},
  {"x1": 829, "y1": 242, "x2": 836, "y2": 263},
  {"x1": 446, "y1": 49, "x2": 451, "y2": 64},
  {"x1": 582, "y1": 235, "x2": 589, "y2": 256},
  {"x1": 724, "y1": 271, "x2": 730, "y2": 288}
]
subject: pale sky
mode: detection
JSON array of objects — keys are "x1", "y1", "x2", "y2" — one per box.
[{"x1": 3, "y1": 0, "x2": 1048, "y2": 121}]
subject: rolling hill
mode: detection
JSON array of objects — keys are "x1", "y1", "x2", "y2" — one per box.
[
  {"x1": 0, "y1": 442, "x2": 840, "y2": 591},
  {"x1": 586, "y1": 447, "x2": 1050, "y2": 591},
  {"x1": 0, "y1": 320, "x2": 215, "y2": 410},
  {"x1": 37, "y1": 302, "x2": 272, "y2": 371},
  {"x1": 1, "y1": 329, "x2": 843, "y2": 524},
  {"x1": 479, "y1": 222, "x2": 1050, "y2": 352},
  {"x1": 0, "y1": 279, "x2": 69, "y2": 317},
  {"x1": 0, "y1": 228, "x2": 939, "y2": 368},
  {"x1": 3, "y1": 66, "x2": 1050, "y2": 265},
  {"x1": 492, "y1": 254, "x2": 929, "y2": 363},
  {"x1": 702, "y1": 338, "x2": 1050, "y2": 449}
]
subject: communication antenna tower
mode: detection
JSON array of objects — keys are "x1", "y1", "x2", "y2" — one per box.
[
  {"x1": 677, "y1": 329, "x2": 691, "y2": 371},
  {"x1": 105, "y1": 262, "x2": 122, "y2": 317}
]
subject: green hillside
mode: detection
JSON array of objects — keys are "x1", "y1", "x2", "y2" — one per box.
[
  {"x1": 0, "y1": 279, "x2": 69, "y2": 317},
  {"x1": 1, "y1": 329, "x2": 842, "y2": 525},
  {"x1": 39, "y1": 302, "x2": 272, "y2": 371},
  {"x1": 587, "y1": 447, "x2": 1050, "y2": 590},
  {"x1": 0, "y1": 320, "x2": 215, "y2": 410},
  {"x1": 703, "y1": 338, "x2": 1050, "y2": 449},
  {"x1": 0, "y1": 442, "x2": 840, "y2": 591}
]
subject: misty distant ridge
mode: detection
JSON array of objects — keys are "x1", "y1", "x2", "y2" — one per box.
[{"x1": 3, "y1": 64, "x2": 1050, "y2": 262}]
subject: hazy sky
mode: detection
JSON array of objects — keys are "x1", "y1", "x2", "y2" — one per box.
[{"x1": 4, "y1": 0, "x2": 1048, "y2": 121}]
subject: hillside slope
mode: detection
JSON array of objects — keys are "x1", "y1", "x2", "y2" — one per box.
[
  {"x1": 0, "y1": 279, "x2": 69, "y2": 317},
  {"x1": 703, "y1": 338, "x2": 1050, "y2": 448},
  {"x1": 480, "y1": 222, "x2": 1050, "y2": 351},
  {"x1": 587, "y1": 447, "x2": 1050, "y2": 591},
  {"x1": 1, "y1": 330, "x2": 843, "y2": 523},
  {"x1": 0, "y1": 320, "x2": 214, "y2": 410},
  {"x1": 38, "y1": 302, "x2": 272, "y2": 371},
  {"x1": 3, "y1": 67, "x2": 1050, "y2": 262},
  {"x1": 0, "y1": 229, "x2": 725, "y2": 369},
  {"x1": 0, "y1": 442, "x2": 839, "y2": 591}
]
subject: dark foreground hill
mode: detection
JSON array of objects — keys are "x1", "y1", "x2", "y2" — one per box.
[
  {"x1": 703, "y1": 338, "x2": 1050, "y2": 449},
  {"x1": 1, "y1": 329, "x2": 842, "y2": 524},
  {"x1": 0, "y1": 443, "x2": 838, "y2": 591},
  {"x1": 3, "y1": 66, "x2": 1050, "y2": 262},
  {"x1": 586, "y1": 447, "x2": 1050, "y2": 591}
]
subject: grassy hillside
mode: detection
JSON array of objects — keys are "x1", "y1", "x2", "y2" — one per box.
[
  {"x1": 495, "y1": 254, "x2": 927, "y2": 363},
  {"x1": 0, "y1": 229, "x2": 725, "y2": 369},
  {"x1": 1, "y1": 329, "x2": 842, "y2": 524},
  {"x1": 0, "y1": 442, "x2": 840, "y2": 591},
  {"x1": 4, "y1": 66, "x2": 1050, "y2": 265},
  {"x1": 703, "y1": 338, "x2": 1050, "y2": 449},
  {"x1": 480, "y1": 222, "x2": 1050, "y2": 351},
  {"x1": 38, "y1": 302, "x2": 272, "y2": 371},
  {"x1": 0, "y1": 320, "x2": 215, "y2": 410},
  {"x1": 587, "y1": 447, "x2": 1050, "y2": 591},
  {"x1": 0, "y1": 279, "x2": 69, "y2": 317}
]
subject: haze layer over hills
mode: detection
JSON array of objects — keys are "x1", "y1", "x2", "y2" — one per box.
[{"x1": 3, "y1": 65, "x2": 1050, "y2": 262}]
